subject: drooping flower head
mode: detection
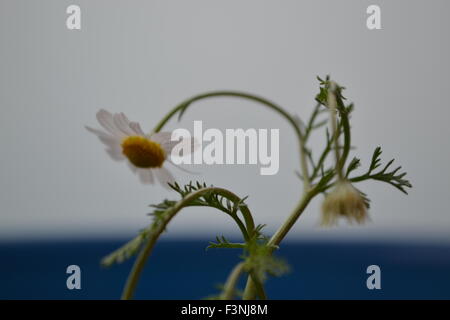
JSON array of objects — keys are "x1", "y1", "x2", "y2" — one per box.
[
  {"x1": 86, "y1": 109, "x2": 193, "y2": 187},
  {"x1": 321, "y1": 180, "x2": 369, "y2": 226}
]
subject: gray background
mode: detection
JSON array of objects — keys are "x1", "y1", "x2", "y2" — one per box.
[{"x1": 1, "y1": 0, "x2": 449, "y2": 241}]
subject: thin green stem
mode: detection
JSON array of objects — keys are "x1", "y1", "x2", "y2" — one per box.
[
  {"x1": 303, "y1": 103, "x2": 322, "y2": 142},
  {"x1": 249, "y1": 272, "x2": 267, "y2": 300},
  {"x1": 221, "y1": 262, "x2": 246, "y2": 300},
  {"x1": 242, "y1": 189, "x2": 317, "y2": 299},
  {"x1": 328, "y1": 82, "x2": 343, "y2": 180},
  {"x1": 242, "y1": 275, "x2": 256, "y2": 300},
  {"x1": 336, "y1": 100, "x2": 351, "y2": 174},
  {"x1": 121, "y1": 187, "x2": 255, "y2": 300},
  {"x1": 310, "y1": 130, "x2": 333, "y2": 181},
  {"x1": 267, "y1": 192, "x2": 316, "y2": 248}
]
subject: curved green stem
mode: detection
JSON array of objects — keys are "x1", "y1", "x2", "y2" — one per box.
[
  {"x1": 152, "y1": 91, "x2": 310, "y2": 190},
  {"x1": 121, "y1": 187, "x2": 255, "y2": 300}
]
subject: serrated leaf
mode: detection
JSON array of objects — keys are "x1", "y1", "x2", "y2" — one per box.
[{"x1": 346, "y1": 157, "x2": 361, "y2": 177}]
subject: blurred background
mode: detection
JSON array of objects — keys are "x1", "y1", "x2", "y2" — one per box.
[{"x1": 1, "y1": 0, "x2": 449, "y2": 299}]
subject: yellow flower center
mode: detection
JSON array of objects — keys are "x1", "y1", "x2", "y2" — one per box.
[{"x1": 121, "y1": 136, "x2": 166, "y2": 168}]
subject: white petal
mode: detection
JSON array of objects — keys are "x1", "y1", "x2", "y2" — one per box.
[
  {"x1": 113, "y1": 113, "x2": 135, "y2": 136},
  {"x1": 149, "y1": 132, "x2": 172, "y2": 144},
  {"x1": 137, "y1": 169, "x2": 154, "y2": 184},
  {"x1": 129, "y1": 122, "x2": 145, "y2": 136},
  {"x1": 154, "y1": 167, "x2": 175, "y2": 189},
  {"x1": 166, "y1": 158, "x2": 200, "y2": 175},
  {"x1": 86, "y1": 126, "x2": 122, "y2": 153},
  {"x1": 96, "y1": 109, "x2": 122, "y2": 137},
  {"x1": 85, "y1": 125, "x2": 108, "y2": 138},
  {"x1": 151, "y1": 132, "x2": 198, "y2": 156},
  {"x1": 106, "y1": 148, "x2": 125, "y2": 161}
]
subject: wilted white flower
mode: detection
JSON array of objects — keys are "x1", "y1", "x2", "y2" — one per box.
[
  {"x1": 86, "y1": 109, "x2": 193, "y2": 187},
  {"x1": 321, "y1": 180, "x2": 369, "y2": 226}
]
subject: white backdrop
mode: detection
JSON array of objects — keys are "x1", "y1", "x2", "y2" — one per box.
[{"x1": 1, "y1": 0, "x2": 449, "y2": 241}]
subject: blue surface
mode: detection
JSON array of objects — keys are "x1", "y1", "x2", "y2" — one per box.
[{"x1": 1, "y1": 239, "x2": 450, "y2": 299}]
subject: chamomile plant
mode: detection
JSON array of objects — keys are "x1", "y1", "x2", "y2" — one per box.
[{"x1": 87, "y1": 76, "x2": 411, "y2": 299}]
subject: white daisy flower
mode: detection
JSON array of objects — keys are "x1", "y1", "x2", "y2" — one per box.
[{"x1": 86, "y1": 109, "x2": 193, "y2": 187}]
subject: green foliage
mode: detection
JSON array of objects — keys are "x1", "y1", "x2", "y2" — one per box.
[
  {"x1": 101, "y1": 230, "x2": 151, "y2": 267},
  {"x1": 349, "y1": 147, "x2": 412, "y2": 194},
  {"x1": 299, "y1": 78, "x2": 353, "y2": 188},
  {"x1": 168, "y1": 181, "x2": 249, "y2": 216},
  {"x1": 101, "y1": 197, "x2": 177, "y2": 267},
  {"x1": 243, "y1": 242, "x2": 289, "y2": 281},
  {"x1": 206, "y1": 223, "x2": 286, "y2": 300},
  {"x1": 207, "y1": 236, "x2": 246, "y2": 250},
  {"x1": 101, "y1": 181, "x2": 254, "y2": 268},
  {"x1": 240, "y1": 237, "x2": 290, "y2": 299},
  {"x1": 346, "y1": 157, "x2": 362, "y2": 177},
  {"x1": 304, "y1": 77, "x2": 412, "y2": 199},
  {"x1": 316, "y1": 75, "x2": 347, "y2": 109}
]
